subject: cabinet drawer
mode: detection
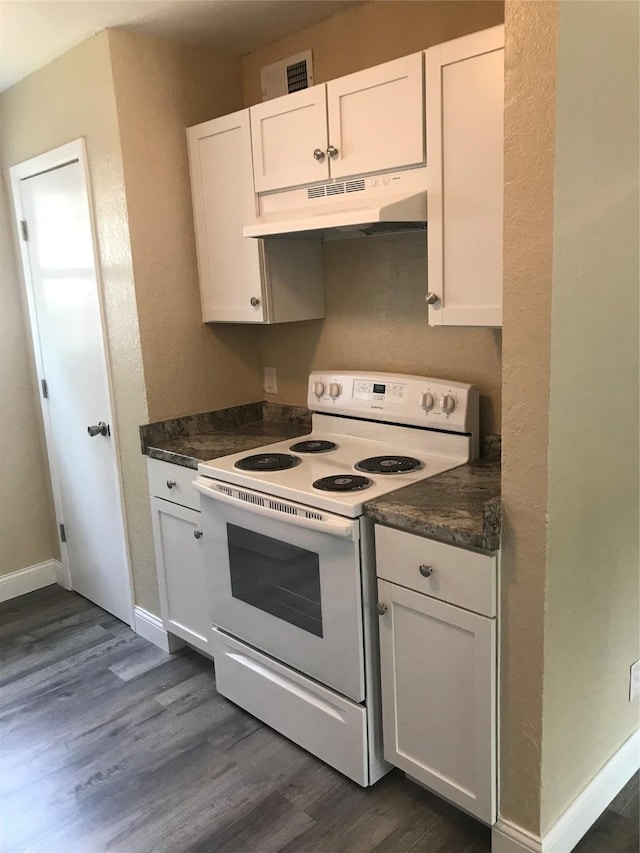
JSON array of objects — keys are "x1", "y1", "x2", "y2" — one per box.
[
  {"x1": 147, "y1": 458, "x2": 199, "y2": 510},
  {"x1": 375, "y1": 526, "x2": 496, "y2": 617}
]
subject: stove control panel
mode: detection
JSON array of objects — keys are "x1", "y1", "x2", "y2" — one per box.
[{"x1": 308, "y1": 371, "x2": 479, "y2": 440}]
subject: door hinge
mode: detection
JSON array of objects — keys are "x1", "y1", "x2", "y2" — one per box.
[
  {"x1": 41, "y1": 378, "x2": 49, "y2": 399},
  {"x1": 20, "y1": 220, "x2": 29, "y2": 242},
  {"x1": 59, "y1": 523, "x2": 67, "y2": 543}
]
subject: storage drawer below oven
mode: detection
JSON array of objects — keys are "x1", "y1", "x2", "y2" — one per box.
[{"x1": 211, "y1": 628, "x2": 369, "y2": 786}]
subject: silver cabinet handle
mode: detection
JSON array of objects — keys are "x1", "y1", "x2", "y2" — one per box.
[
  {"x1": 326, "y1": 144, "x2": 339, "y2": 159},
  {"x1": 425, "y1": 292, "x2": 439, "y2": 305},
  {"x1": 166, "y1": 480, "x2": 176, "y2": 489},
  {"x1": 313, "y1": 148, "x2": 326, "y2": 162},
  {"x1": 87, "y1": 421, "x2": 110, "y2": 437},
  {"x1": 250, "y1": 297, "x2": 260, "y2": 307},
  {"x1": 194, "y1": 530, "x2": 202, "y2": 539},
  {"x1": 376, "y1": 602, "x2": 388, "y2": 616},
  {"x1": 419, "y1": 564, "x2": 434, "y2": 577}
]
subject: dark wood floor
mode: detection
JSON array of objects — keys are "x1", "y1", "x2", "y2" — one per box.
[{"x1": 0, "y1": 586, "x2": 637, "y2": 853}]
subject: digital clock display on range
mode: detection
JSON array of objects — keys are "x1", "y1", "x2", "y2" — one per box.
[{"x1": 373, "y1": 383, "x2": 386, "y2": 394}]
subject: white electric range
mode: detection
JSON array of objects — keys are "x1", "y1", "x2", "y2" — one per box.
[{"x1": 194, "y1": 371, "x2": 479, "y2": 786}]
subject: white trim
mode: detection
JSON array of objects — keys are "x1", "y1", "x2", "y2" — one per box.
[
  {"x1": 492, "y1": 820, "x2": 541, "y2": 853},
  {"x1": 492, "y1": 729, "x2": 640, "y2": 853},
  {"x1": 0, "y1": 560, "x2": 61, "y2": 603},
  {"x1": 133, "y1": 606, "x2": 184, "y2": 653},
  {"x1": 542, "y1": 728, "x2": 640, "y2": 852}
]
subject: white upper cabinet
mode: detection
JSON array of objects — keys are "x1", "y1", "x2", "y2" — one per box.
[
  {"x1": 425, "y1": 25, "x2": 504, "y2": 327},
  {"x1": 187, "y1": 110, "x2": 324, "y2": 324},
  {"x1": 249, "y1": 54, "x2": 425, "y2": 193},
  {"x1": 250, "y1": 85, "x2": 329, "y2": 193},
  {"x1": 326, "y1": 53, "x2": 425, "y2": 180},
  {"x1": 187, "y1": 110, "x2": 265, "y2": 322}
]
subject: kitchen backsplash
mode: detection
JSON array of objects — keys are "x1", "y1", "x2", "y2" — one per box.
[{"x1": 259, "y1": 232, "x2": 502, "y2": 436}]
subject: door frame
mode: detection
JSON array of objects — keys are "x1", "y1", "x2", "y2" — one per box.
[{"x1": 9, "y1": 138, "x2": 135, "y2": 626}]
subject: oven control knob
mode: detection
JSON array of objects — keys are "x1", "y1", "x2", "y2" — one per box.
[
  {"x1": 329, "y1": 382, "x2": 341, "y2": 399},
  {"x1": 440, "y1": 394, "x2": 456, "y2": 414},
  {"x1": 313, "y1": 381, "x2": 325, "y2": 398},
  {"x1": 420, "y1": 392, "x2": 435, "y2": 411}
]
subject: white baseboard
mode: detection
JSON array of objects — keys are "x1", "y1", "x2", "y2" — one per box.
[
  {"x1": 492, "y1": 820, "x2": 542, "y2": 853},
  {"x1": 0, "y1": 560, "x2": 61, "y2": 603},
  {"x1": 492, "y1": 728, "x2": 640, "y2": 853},
  {"x1": 133, "y1": 606, "x2": 184, "y2": 653}
]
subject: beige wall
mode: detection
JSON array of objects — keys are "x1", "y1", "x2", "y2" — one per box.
[
  {"x1": 108, "y1": 30, "x2": 263, "y2": 423},
  {"x1": 541, "y1": 0, "x2": 640, "y2": 832},
  {"x1": 0, "y1": 32, "x2": 153, "y2": 610},
  {"x1": 499, "y1": 0, "x2": 558, "y2": 833},
  {"x1": 501, "y1": 0, "x2": 640, "y2": 836},
  {"x1": 243, "y1": 0, "x2": 505, "y2": 436},
  {"x1": 0, "y1": 171, "x2": 58, "y2": 575}
]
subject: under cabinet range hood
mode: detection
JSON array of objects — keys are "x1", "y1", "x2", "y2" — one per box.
[{"x1": 244, "y1": 168, "x2": 428, "y2": 240}]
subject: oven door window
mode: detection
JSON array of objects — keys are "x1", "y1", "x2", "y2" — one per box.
[{"x1": 227, "y1": 523, "x2": 323, "y2": 637}]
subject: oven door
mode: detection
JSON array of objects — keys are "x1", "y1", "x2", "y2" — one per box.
[{"x1": 194, "y1": 477, "x2": 365, "y2": 702}]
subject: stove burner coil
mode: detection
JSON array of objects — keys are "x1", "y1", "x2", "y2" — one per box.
[
  {"x1": 235, "y1": 453, "x2": 301, "y2": 472},
  {"x1": 289, "y1": 440, "x2": 338, "y2": 454},
  {"x1": 354, "y1": 455, "x2": 423, "y2": 474},
  {"x1": 313, "y1": 475, "x2": 373, "y2": 492}
]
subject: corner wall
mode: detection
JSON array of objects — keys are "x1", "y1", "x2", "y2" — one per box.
[
  {"x1": 108, "y1": 30, "x2": 263, "y2": 424},
  {"x1": 541, "y1": 0, "x2": 640, "y2": 831},
  {"x1": 242, "y1": 0, "x2": 505, "y2": 436},
  {"x1": 499, "y1": 0, "x2": 558, "y2": 833}
]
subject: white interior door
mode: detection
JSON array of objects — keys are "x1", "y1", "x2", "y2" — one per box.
[{"x1": 11, "y1": 140, "x2": 133, "y2": 625}]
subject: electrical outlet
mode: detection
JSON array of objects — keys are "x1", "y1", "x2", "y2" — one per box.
[
  {"x1": 264, "y1": 367, "x2": 278, "y2": 395},
  {"x1": 630, "y1": 660, "x2": 640, "y2": 702}
]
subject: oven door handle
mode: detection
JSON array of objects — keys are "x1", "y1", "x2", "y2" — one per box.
[{"x1": 193, "y1": 477, "x2": 360, "y2": 541}]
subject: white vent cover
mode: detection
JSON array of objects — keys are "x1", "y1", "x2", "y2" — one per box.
[{"x1": 260, "y1": 50, "x2": 314, "y2": 101}]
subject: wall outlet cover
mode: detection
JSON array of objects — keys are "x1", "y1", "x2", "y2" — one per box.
[
  {"x1": 630, "y1": 660, "x2": 640, "y2": 702},
  {"x1": 264, "y1": 367, "x2": 278, "y2": 395}
]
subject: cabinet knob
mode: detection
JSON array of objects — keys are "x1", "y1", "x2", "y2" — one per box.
[
  {"x1": 326, "y1": 144, "x2": 339, "y2": 159},
  {"x1": 419, "y1": 564, "x2": 434, "y2": 577},
  {"x1": 313, "y1": 148, "x2": 326, "y2": 162},
  {"x1": 376, "y1": 602, "x2": 388, "y2": 616},
  {"x1": 250, "y1": 297, "x2": 260, "y2": 307},
  {"x1": 194, "y1": 530, "x2": 203, "y2": 539},
  {"x1": 425, "y1": 292, "x2": 439, "y2": 305},
  {"x1": 166, "y1": 480, "x2": 176, "y2": 489}
]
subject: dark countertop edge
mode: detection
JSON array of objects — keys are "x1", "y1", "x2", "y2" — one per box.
[
  {"x1": 363, "y1": 459, "x2": 502, "y2": 553},
  {"x1": 145, "y1": 448, "x2": 200, "y2": 469},
  {"x1": 364, "y1": 505, "x2": 500, "y2": 553}
]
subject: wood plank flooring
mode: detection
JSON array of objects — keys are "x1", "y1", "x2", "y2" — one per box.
[{"x1": 0, "y1": 585, "x2": 637, "y2": 853}]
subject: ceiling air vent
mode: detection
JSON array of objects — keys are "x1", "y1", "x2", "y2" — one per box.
[{"x1": 261, "y1": 50, "x2": 314, "y2": 101}]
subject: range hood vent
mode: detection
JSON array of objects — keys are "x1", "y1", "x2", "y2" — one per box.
[{"x1": 243, "y1": 191, "x2": 427, "y2": 240}]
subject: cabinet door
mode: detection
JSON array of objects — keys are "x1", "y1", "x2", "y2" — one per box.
[
  {"x1": 426, "y1": 26, "x2": 504, "y2": 327},
  {"x1": 326, "y1": 54, "x2": 425, "y2": 180},
  {"x1": 187, "y1": 110, "x2": 266, "y2": 323},
  {"x1": 151, "y1": 497, "x2": 209, "y2": 653},
  {"x1": 250, "y1": 85, "x2": 329, "y2": 192},
  {"x1": 377, "y1": 579, "x2": 496, "y2": 823}
]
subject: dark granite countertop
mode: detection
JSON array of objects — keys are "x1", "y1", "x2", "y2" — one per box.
[
  {"x1": 140, "y1": 402, "x2": 311, "y2": 469},
  {"x1": 364, "y1": 456, "x2": 501, "y2": 552},
  {"x1": 141, "y1": 402, "x2": 501, "y2": 551}
]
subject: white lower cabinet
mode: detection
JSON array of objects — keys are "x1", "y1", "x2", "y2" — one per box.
[
  {"x1": 148, "y1": 459, "x2": 209, "y2": 654},
  {"x1": 376, "y1": 526, "x2": 497, "y2": 824}
]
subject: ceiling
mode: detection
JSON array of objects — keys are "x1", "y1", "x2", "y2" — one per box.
[{"x1": 0, "y1": 0, "x2": 359, "y2": 91}]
